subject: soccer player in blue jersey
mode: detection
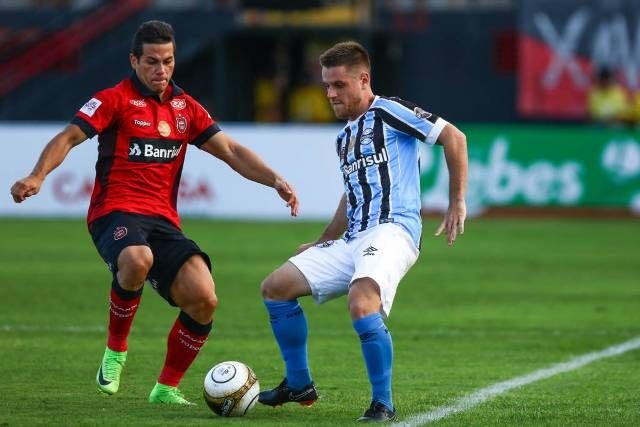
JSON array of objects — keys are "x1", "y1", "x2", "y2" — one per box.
[{"x1": 258, "y1": 41, "x2": 468, "y2": 422}]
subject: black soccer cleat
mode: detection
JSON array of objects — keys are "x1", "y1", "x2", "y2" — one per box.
[
  {"x1": 357, "y1": 401, "x2": 397, "y2": 422},
  {"x1": 258, "y1": 378, "x2": 318, "y2": 407}
]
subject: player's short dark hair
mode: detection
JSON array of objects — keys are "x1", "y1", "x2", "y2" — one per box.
[
  {"x1": 131, "y1": 20, "x2": 175, "y2": 58},
  {"x1": 319, "y1": 41, "x2": 370, "y2": 71}
]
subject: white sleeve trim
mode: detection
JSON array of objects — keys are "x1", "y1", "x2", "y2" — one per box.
[{"x1": 425, "y1": 117, "x2": 448, "y2": 145}]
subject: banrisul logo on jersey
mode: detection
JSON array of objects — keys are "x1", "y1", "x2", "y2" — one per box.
[
  {"x1": 342, "y1": 148, "x2": 389, "y2": 176},
  {"x1": 128, "y1": 138, "x2": 183, "y2": 163}
]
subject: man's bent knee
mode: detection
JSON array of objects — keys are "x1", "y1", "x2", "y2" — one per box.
[
  {"x1": 117, "y1": 245, "x2": 153, "y2": 290},
  {"x1": 260, "y1": 273, "x2": 279, "y2": 300},
  {"x1": 261, "y1": 262, "x2": 311, "y2": 301},
  {"x1": 348, "y1": 278, "x2": 382, "y2": 320},
  {"x1": 186, "y1": 293, "x2": 218, "y2": 324},
  {"x1": 172, "y1": 255, "x2": 217, "y2": 324}
]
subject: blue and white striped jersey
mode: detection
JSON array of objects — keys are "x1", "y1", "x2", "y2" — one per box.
[{"x1": 336, "y1": 96, "x2": 447, "y2": 248}]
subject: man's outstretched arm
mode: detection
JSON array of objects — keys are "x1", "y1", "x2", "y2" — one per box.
[
  {"x1": 200, "y1": 131, "x2": 299, "y2": 216},
  {"x1": 11, "y1": 124, "x2": 87, "y2": 203}
]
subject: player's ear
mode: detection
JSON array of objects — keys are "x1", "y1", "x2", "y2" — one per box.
[
  {"x1": 129, "y1": 53, "x2": 137, "y2": 70},
  {"x1": 360, "y1": 71, "x2": 370, "y2": 88}
]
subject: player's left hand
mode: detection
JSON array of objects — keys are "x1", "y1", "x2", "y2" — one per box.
[
  {"x1": 435, "y1": 199, "x2": 466, "y2": 246},
  {"x1": 274, "y1": 178, "x2": 299, "y2": 217}
]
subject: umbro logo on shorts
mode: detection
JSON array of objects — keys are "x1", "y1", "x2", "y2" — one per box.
[{"x1": 363, "y1": 246, "x2": 378, "y2": 256}]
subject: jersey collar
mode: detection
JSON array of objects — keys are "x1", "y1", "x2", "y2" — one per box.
[{"x1": 130, "y1": 72, "x2": 184, "y2": 102}]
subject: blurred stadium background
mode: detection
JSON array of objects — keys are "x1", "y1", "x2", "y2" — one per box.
[
  {"x1": 1, "y1": 1, "x2": 639, "y2": 425},
  {"x1": 0, "y1": 0, "x2": 639, "y2": 218}
]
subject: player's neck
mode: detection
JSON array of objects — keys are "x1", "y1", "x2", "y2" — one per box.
[
  {"x1": 349, "y1": 93, "x2": 376, "y2": 121},
  {"x1": 158, "y1": 84, "x2": 174, "y2": 102},
  {"x1": 366, "y1": 93, "x2": 375, "y2": 107}
]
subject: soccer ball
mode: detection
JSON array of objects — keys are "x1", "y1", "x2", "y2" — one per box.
[{"x1": 203, "y1": 361, "x2": 260, "y2": 417}]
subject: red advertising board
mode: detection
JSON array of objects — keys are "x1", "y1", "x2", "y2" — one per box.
[{"x1": 518, "y1": 0, "x2": 640, "y2": 119}]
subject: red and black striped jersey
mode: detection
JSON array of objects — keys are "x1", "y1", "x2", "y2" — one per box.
[{"x1": 71, "y1": 74, "x2": 219, "y2": 229}]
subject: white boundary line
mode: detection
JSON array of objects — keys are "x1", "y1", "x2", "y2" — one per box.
[
  {"x1": 1, "y1": 324, "x2": 105, "y2": 333},
  {"x1": 395, "y1": 335, "x2": 640, "y2": 426}
]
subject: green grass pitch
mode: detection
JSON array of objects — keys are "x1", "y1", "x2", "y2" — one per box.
[{"x1": 0, "y1": 218, "x2": 638, "y2": 426}]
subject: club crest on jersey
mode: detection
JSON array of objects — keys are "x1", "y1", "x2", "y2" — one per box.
[
  {"x1": 171, "y1": 98, "x2": 186, "y2": 110},
  {"x1": 129, "y1": 99, "x2": 147, "y2": 107},
  {"x1": 176, "y1": 116, "x2": 188, "y2": 133},
  {"x1": 113, "y1": 226, "x2": 128, "y2": 241},
  {"x1": 414, "y1": 107, "x2": 432, "y2": 120},
  {"x1": 360, "y1": 128, "x2": 374, "y2": 145}
]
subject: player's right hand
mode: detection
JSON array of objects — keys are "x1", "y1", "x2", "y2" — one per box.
[
  {"x1": 10, "y1": 175, "x2": 43, "y2": 203},
  {"x1": 435, "y1": 199, "x2": 467, "y2": 246}
]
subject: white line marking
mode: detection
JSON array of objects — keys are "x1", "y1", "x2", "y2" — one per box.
[
  {"x1": 1, "y1": 324, "x2": 105, "y2": 333},
  {"x1": 395, "y1": 335, "x2": 640, "y2": 426}
]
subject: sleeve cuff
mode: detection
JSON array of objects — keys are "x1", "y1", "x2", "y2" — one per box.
[
  {"x1": 70, "y1": 116, "x2": 97, "y2": 139},
  {"x1": 425, "y1": 118, "x2": 448, "y2": 145},
  {"x1": 191, "y1": 124, "x2": 221, "y2": 147}
]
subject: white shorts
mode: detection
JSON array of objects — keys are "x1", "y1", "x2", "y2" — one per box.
[{"x1": 288, "y1": 223, "x2": 419, "y2": 318}]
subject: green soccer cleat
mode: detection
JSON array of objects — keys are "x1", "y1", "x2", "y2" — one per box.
[
  {"x1": 96, "y1": 347, "x2": 127, "y2": 395},
  {"x1": 149, "y1": 383, "x2": 196, "y2": 406}
]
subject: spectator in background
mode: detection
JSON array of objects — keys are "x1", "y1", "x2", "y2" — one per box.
[
  {"x1": 254, "y1": 40, "x2": 289, "y2": 122},
  {"x1": 287, "y1": 70, "x2": 334, "y2": 122},
  {"x1": 255, "y1": 73, "x2": 286, "y2": 122},
  {"x1": 629, "y1": 90, "x2": 640, "y2": 126},
  {"x1": 287, "y1": 43, "x2": 334, "y2": 123},
  {"x1": 587, "y1": 66, "x2": 631, "y2": 126}
]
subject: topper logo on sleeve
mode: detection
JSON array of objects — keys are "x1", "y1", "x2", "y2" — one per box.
[
  {"x1": 128, "y1": 138, "x2": 183, "y2": 163},
  {"x1": 80, "y1": 98, "x2": 102, "y2": 117}
]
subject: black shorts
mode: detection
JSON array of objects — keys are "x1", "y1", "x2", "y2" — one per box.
[{"x1": 90, "y1": 211, "x2": 211, "y2": 306}]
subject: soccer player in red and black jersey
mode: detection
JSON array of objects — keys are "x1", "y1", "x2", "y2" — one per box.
[{"x1": 10, "y1": 20, "x2": 299, "y2": 405}]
